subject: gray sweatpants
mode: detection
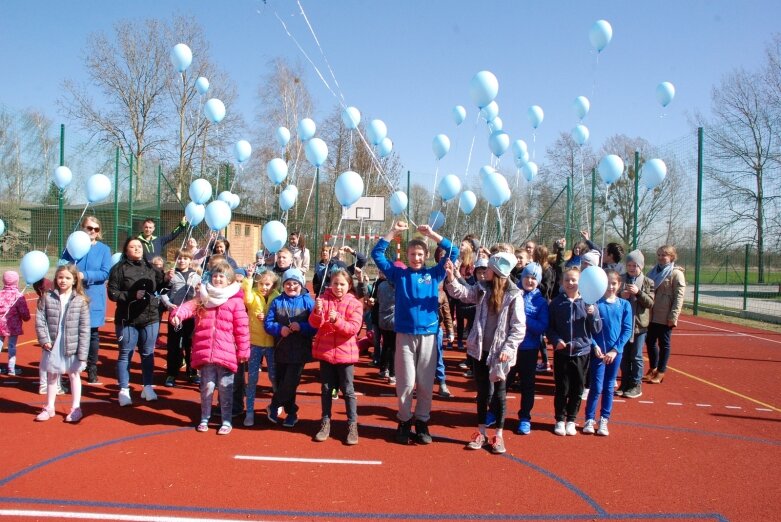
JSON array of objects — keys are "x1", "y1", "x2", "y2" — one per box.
[{"x1": 395, "y1": 332, "x2": 437, "y2": 423}]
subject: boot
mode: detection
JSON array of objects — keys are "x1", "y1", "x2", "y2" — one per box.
[
  {"x1": 650, "y1": 371, "x2": 665, "y2": 384},
  {"x1": 346, "y1": 422, "x2": 359, "y2": 445},
  {"x1": 395, "y1": 420, "x2": 412, "y2": 445},
  {"x1": 315, "y1": 418, "x2": 330, "y2": 442}
]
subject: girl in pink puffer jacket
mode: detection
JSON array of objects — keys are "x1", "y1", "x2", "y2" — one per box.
[
  {"x1": 309, "y1": 269, "x2": 364, "y2": 445},
  {"x1": 171, "y1": 261, "x2": 249, "y2": 435},
  {"x1": 0, "y1": 271, "x2": 30, "y2": 376}
]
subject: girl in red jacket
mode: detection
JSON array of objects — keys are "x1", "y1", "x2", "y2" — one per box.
[
  {"x1": 171, "y1": 261, "x2": 250, "y2": 435},
  {"x1": 309, "y1": 269, "x2": 363, "y2": 444}
]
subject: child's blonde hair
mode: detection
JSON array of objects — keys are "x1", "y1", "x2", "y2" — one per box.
[
  {"x1": 656, "y1": 244, "x2": 677, "y2": 262},
  {"x1": 54, "y1": 264, "x2": 89, "y2": 301},
  {"x1": 210, "y1": 261, "x2": 235, "y2": 282},
  {"x1": 254, "y1": 269, "x2": 279, "y2": 289},
  {"x1": 329, "y1": 268, "x2": 354, "y2": 290}
]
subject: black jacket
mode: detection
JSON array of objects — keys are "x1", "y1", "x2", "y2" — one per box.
[{"x1": 108, "y1": 258, "x2": 165, "y2": 327}]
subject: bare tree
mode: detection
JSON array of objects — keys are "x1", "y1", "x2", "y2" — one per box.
[{"x1": 0, "y1": 107, "x2": 57, "y2": 203}]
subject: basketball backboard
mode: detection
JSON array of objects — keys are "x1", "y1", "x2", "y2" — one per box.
[{"x1": 341, "y1": 196, "x2": 386, "y2": 222}]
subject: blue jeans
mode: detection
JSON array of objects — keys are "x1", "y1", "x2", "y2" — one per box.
[
  {"x1": 1, "y1": 335, "x2": 18, "y2": 370},
  {"x1": 435, "y1": 328, "x2": 446, "y2": 383},
  {"x1": 621, "y1": 332, "x2": 646, "y2": 387},
  {"x1": 116, "y1": 322, "x2": 159, "y2": 389},
  {"x1": 246, "y1": 345, "x2": 275, "y2": 413},
  {"x1": 200, "y1": 363, "x2": 235, "y2": 426},
  {"x1": 585, "y1": 352, "x2": 623, "y2": 421}
]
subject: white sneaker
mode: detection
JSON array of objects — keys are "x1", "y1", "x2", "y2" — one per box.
[
  {"x1": 140, "y1": 385, "x2": 158, "y2": 401},
  {"x1": 554, "y1": 421, "x2": 566, "y2": 436},
  {"x1": 565, "y1": 421, "x2": 577, "y2": 436},
  {"x1": 581, "y1": 388, "x2": 590, "y2": 400},
  {"x1": 243, "y1": 412, "x2": 255, "y2": 427},
  {"x1": 118, "y1": 388, "x2": 132, "y2": 407},
  {"x1": 597, "y1": 418, "x2": 609, "y2": 436},
  {"x1": 583, "y1": 419, "x2": 596, "y2": 434}
]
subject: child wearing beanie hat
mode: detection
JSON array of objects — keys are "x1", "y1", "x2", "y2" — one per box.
[
  {"x1": 618, "y1": 250, "x2": 654, "y2": 399},
  {"x1": 0, "y1": 271, "x2": 31, "y2": 375}
]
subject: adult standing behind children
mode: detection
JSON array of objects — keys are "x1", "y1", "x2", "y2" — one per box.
[
  {"x1": 371, "y1": 221, "x2": 459, "y2": 445},
  {"x1": 137, "y1": 217, "x2": 188, "y2": 263},
  {"x1": 61, "y1": 216, "x2": 112, "y2": 384},
  {"x1": 288, "y1": 232, "x2": 311, "y2": 274}
]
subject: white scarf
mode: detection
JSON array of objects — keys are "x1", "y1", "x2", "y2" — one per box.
[{"x1": 199, "y1": 282, "x2": 240, "y2": 308}]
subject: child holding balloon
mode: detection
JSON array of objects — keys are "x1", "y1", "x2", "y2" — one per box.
[
  {"x1": 583, "y1": 270, "x2": 632, "y2": 436},
  {"x1": 546, "y1": 267, "x2": 602, "y2": 436},
  {"x1": 0, "y1": 271, "x2": 31, "y2": 376}
]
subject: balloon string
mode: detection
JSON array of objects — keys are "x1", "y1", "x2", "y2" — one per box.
[
  {"x1": 479, "y1": 209, "x2": 489, "y2": 248},
  {"x1": 464, "y1": 113, "x2": 479, "y2": 182},
  {"x1": 601, "y1": 184, "x2": 610, "y2": 263},
  {"x1": 509, "y1": 168, "x2": 522, "y2": 242},
  {"x1": 495, "y1": 207, "x2": 503, "y2": 243},
  {"x1": 295, "y1": 0, "x2": 345, "y2": 105},
  {"x1": 429, "y1": 163, "x2": 440, "y2": 216},
  {"x1": 579, "y1": 146, "x2": 590, "y2": 234},
  {"x1": 317, "y1": 216, "x2": 344, "y2": 298}
]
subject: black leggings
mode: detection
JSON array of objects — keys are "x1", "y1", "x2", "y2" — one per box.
[{"x1": 474, "y1": 351, "x2": 507, "y2": 429}]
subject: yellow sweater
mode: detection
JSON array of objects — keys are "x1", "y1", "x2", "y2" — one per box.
[{"x1": 241, "y1": 278, "x2": 279, "y2": 347}]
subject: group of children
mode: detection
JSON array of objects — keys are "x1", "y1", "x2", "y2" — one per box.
[{"x1": 5, "y1": 220, "x2": 687, "y2": 455}]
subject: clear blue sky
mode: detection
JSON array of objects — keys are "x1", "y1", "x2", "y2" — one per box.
[{"x1": 1, "y1": 0, "x2": 779, "y2": 189}]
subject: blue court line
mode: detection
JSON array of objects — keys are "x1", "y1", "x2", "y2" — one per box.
[{"x1": 0, "y1": 497, "x2": 728, "y2": 521}]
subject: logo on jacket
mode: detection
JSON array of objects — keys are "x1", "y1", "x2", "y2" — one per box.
[{"x1": 417, "y1": 273, "x2": 433, "y2": 285}]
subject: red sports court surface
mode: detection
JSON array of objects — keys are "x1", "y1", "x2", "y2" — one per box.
[{"x1": 0, "y1": 297, "x2": 778, "y2": 521}]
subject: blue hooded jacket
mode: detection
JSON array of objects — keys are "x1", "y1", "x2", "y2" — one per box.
[
  {"x1": 264, "y1": 290, "x2": 317, "y2": 364},
  {"x1": 546, "y1": 293, "x2": 602, "y2": 357},
  {"x1": 519, "y1": 287, "x2": 549, "y2": 350}
]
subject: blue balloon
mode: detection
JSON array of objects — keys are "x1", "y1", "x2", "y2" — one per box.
[
  {"x1": 342, "y1": 107, "x2": 361, "y2": 130},
  {"x1": 522, "y1": 161, "x2": 538, "y2": 182},
  {"x1": 377, "y1": 137, "x2": 393, "y2": 158},
  {"x1": 305, "y1": 137, "x2": 328, "y2": 167},
  {"x1": 438, "y1": 174, "x2": 462, "y2": 202},
  {"x1": 482, "y1": 171, "x2": 511, "y2": 207},
  {"x1": 598, "y1": 155, "x2": 625, "y2": 185},
  {"x1": 275, "y1": 127, "x2": 291, "y2": 148},
  {"x1": 573, "y1": 96, "x2": 590, "y2": 120},
  {"x1": 432, "y1": 134, "x2": 450, "y2": 160},
  {"x1": 298, "y1": 118, "x2": 316, "y2": 141},
  {"x1": 513, "y1": 152, "x2": 530, "y2": 168},
  {"x1": 511, "y1": 139, "x2": 528, "y2": 159},
  {"x1": 86, "y1": 174, "x2": 112, "y2": 203},
  {"x1": 366, "y1": 119, "x2": 387, "y2": 146},
  {"x1": 204, "y1": 98, "x2": 226, "y2": 124},
  {"x1": 428, "y1": 211, "x2": 445, "y2": 231},
  {"x1": 52, "y1": 166, "x2": 72, "y2": 190},
  {"x1": 641, "y1": 159, "x2": 667, "y2": 190},
  {"x1": 0, "y1": 219, "x2": 4, "y2": 236},
  {"x1": 279, "y1": 187, "x2": 297, "y2": 211},
  {"x1": 66, "y1": 231, "x2": 91, "y2": 260},
  {"x1": 571, "y1": 124, "x2": 590, "y2": 146},
  {"x1": 204, "y1": 200, "x2": 231, "y2": 231},
  {"x1": 111, "y1": 252, "x2": 122, "y2": 266},
  {"x1": 335, "y1": 171, "x2": 364, "y2": 208},
  {"x1": 389, "y1": 191, "x2": 408, "y2": 215},
  {"x1": 189, "y1": 178, "x2": 212, "y2": 204},
  {"x1": 185, "y1": 202, "x2": 205, "y2": 226},
  {"x1": 170, "y1": 43, "x2": 192, "y2": 73},
  {"x1": 267, "y1": 158, "x2": 288, "y2": 185},
  {"x1": 234, "y1": 140, "x2": 252, "y2": 163},
  {"x1": 459, "y1": 190, "x2": 477, "y2": 215},
  {"x1": 195, "y1": 76, "x2": 209, "y2": 95},
  {"x1": 452, "y1": 105, "x2": 466, "y2": 126},
  {"x1": 528, "y1": 105, "x2": 544, "y2": 129},
  {"x1": 589, "y1": 20, "x2": 613, "y2": 53},
  {"x1": 656, "y1": 82, "x2": 675, "y2": 108},
  {"x1": 469, "y1": 70, "x2": 499, "y2": 108},
  {"x1": 488, "y1": 130, "x2": 510, "y2": 157},
  {"x1": 20, "y1": 250, "x2": 50, "y2": 285},
  {"x1": 580, "y1": 266, "x2": 608, "y2": 305},
  {"x1": 262, "y1": 220, "x2": 287, "y2": 254},
  {"x1": 479, "y1": 165, "x2": 497, "y2": 183},
  {"x1": 480, "y1": 101, "x2": 499, "y2": 122},
  {"x1": 488, "y1": 116, "x2": 503, "y2": 132}
]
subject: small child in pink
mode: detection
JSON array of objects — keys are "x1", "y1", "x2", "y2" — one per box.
[{"x1": 0, "y1": 271, "x2": 31, "y2": 375}]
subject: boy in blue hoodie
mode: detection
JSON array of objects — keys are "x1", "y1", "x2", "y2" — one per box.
[
  {"x1": 371, "y1": 221, "x2": 458, "y2": 445},
  {"x1": 547, "y1": 266, "x2": 602, "y2": 436}
]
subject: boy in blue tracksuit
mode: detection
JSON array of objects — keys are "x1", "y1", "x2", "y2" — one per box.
[
  {"x1": 547, "y1": 266, "x2": 602, "y2": 436},
  {"x1": 583, "y1": 269, "x2": 633, "y2": 436},
  {"x1": 514, "y1": 263, "x2": 549, "y2": 435},
  {"x1": 371, "y1": 221, "x2": 458, "y2": 445}
]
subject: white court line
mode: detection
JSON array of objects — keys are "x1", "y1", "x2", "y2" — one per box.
[
  {"x1": 0, "y1": 510, "x2": 263, "y2": 522},
  {"x1": 725, "y1": 406, "x2": 742, "y2": 409},
  {"x1": 639, "y1": 400, "x2": 654, "y2": 404},
  {"x1": 667, "y1": 402, "x2": 683, "y2": 406},
  {"x1": 696, "y1": 404, "x2": 712, "y2": 407},
  {"x1": 678, "y1": 318, "x2": 781, "y2": 345},
  {"x1": 674, "y1": 333, "x2": 744, "y2": 337},
  {"x1": 235, "y1": 455, "x2": 382, "y2": 465},
  {"x1": 757, "y1": 408, "x2": 773, "y2": 412}
]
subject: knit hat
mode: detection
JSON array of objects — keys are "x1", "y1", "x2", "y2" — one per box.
[
  {"x1": 3, "y1": 271, "x2": 19, "y2": 287},
  {"x1": 255, "y1": 250, "x2": 265, "y2": 258},
  {"x1": 626, "y1": 249, "x2": 645, "y2": 269},
  {"x1": 282, "y1": 267, "x2": 305, "y2": 287},
  {"x1": 488, "y1": 252, "x2": 516, "y2": 278},
  {"x1": 234, "y1": 268, "x2": 247, "y2": 277},
  {"x1": 521, "y1": 262, "x2": 543, "y2": 283},
  {"x1": 581, "y1": 249, "x2": 601, "y2": 268},
  {"x1": 474, "y1": 257, "x2": 489, "y2": 269}
]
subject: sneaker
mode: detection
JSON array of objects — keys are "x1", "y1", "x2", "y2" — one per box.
[
  {"x1": 331, "y1": 387, "x2": 338, "y2": 399},
  {"x1": 379, "y1": 369, "x2": 389, "y2": 378},
  {"x1": 485, "y1": 411, "x2": 496, "y2": 428},
  {"x1": 140, "y1": 385, "x2": 158, "y2": 401},
  {"x1": 395, "y1": 420, "x2": 412, "y2": 444},
  {"x1": 516, "y1": 420, "x2": 531, "y2": 435},
  {"x1": 266, "y1": 405, "x2": 279, "y2": 424},
  {"x1": 438, "y1": 382, "x2": 451, "y2": 398},
  {"x1": 35, "y1": 407, "x2": 55, "y2": 422},
  {"x1": 581, "y1": 388, "x2": 590, "y2": 400},
  {"x1": 466, "y1": 431, "x2": 487, "y2": 450},
  {"x1": 554, "y1": 421, "x2": 566, "y2": 436},
  {"x1": 65, "y1": 407, "x2": 83, "y2": 423},
  {"x1": 583, "y1": 419, "x2": 596, "y2": 434},
  {"x1": 464, "y1": 370, "x2": 474, "y2": 378},
  {"x1": 7, "y1": 367, "x2": 21, "y2": 376},
  {"x1": 164, "y1": 376, "x2": 176, "y2": 388},
  {"x1": 624, "y1": 385, "x2": 643, "y2": 399},
  {"x1": 190, "y1": 372, "x2": 201, "y2": 385},
  {"x1": 346, "y1": 422, "x2": 359, "y2": 445},
  {"x1": 490, "y1": 435, "x2": 506, "y2": 454},
  {"x1": 315, "y1": 418, "x2": 331, "y2": 442},
  {"x1": 86, "y1": 366, "x2": 98, "y2": 384},
  {"x1": 196, "y1": 421, "x2": 209, "y2": 432},
  {"x1": 565, "y1": 421, "x2": 577, "y2": 436},
  {"x1": 38, "y1": 383, "x2": 47, "y2": 395},
  {"x1": 597, "y1": 418, "x2": 609, "y2": 436},
  {"x1": 388, "y1": 376, "x2": 396, "y2": 385},
  {"x1": 535, "y1": 362, "x2": 546, "y2": 373},
  {"x1": 282, "y1": 413, "x2": 298, "y2": 428},
  {"x1": 458, "y1": 361, "x2": 469, "y2": 370},
  {"x1": 614, "y1": 386, "x2": 624, "y2": 397},
  {"x1": 118, "y1": 388, "x2": 132, "y2": 407},
  {"x1": 414, "y1": 420, "x2": 432, "y2": 444},
  {"x1": 243, "y1": 412, "x2": 255, "y2": 427}
]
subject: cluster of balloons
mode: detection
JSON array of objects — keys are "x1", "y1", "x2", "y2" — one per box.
[
  {"x1": 187, "y1": 177, "x2": 233, "y2": 231},
  {"x1": 171, "y1": 43, "x2": 225, "y2": 125},
  {"x1": 51, "y1": 165, "x2": 112, "y2": 204}
]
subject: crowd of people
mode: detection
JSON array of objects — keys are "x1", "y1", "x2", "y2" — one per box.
[{"x1": 0, "y1": 214, "x2": 687, "y2": 452}]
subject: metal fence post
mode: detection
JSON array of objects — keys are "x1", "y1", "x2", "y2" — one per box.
[
  {"x1": 58, "y1": 124, "x2": 65, "y2": 257},
  {"x1": 157, "y1": 164, "x2": 162, "y2": 228},
  {"x1": 693, "y1": 127, "x2": 704, "y2": 315},
  {"x1": 114, "y1": 147, "x2": 119, "y2": 251},
  {"x1": 406, "y1": 170, "x2": 411, "y2": 244},
  {"x1": 590, "y1": 168, "x2": 596, "y2": 240},
  {"x1": 743, "y1": 243, "x2": 750, "y2": 311},
  {"x1": 314, "y1": 167, "x2": 320, "y2": 249},
  {"x1": 633, "y1": 150, "x2": 640, "y2": 250}
]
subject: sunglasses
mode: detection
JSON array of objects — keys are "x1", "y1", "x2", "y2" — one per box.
[{"x1": 84, "y1": 226, "x2": 100, "y2": 232}]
